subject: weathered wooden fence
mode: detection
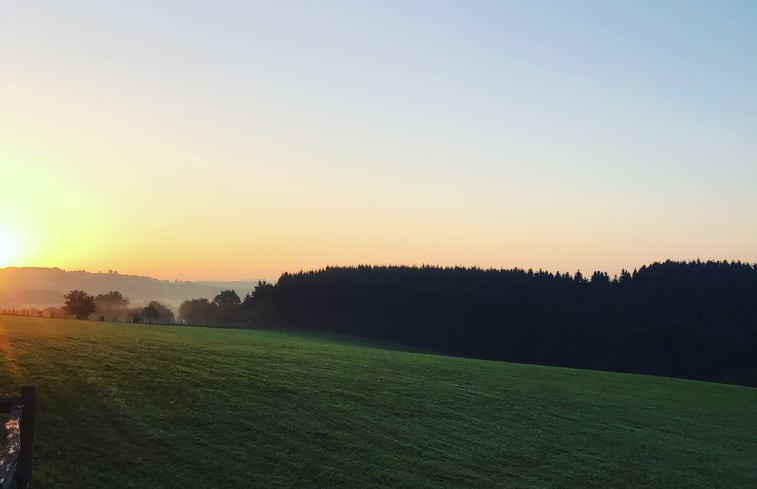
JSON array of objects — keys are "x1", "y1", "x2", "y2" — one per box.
[{"x1": 0, "y1": 387, "x2": 35, "y2": 489}]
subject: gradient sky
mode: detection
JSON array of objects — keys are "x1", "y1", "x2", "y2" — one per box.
[{"x1": 1, "y1": 1, "x2": 756, "y2": 280}]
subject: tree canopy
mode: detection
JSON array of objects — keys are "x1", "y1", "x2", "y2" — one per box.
[
  {"x1": 95, "y1": 291, "x2": 129, "y2": 319},
  {"x1": 178, "y1": 298, "x2": 217, "y2": 325},
  {"x1": 63, "y1": 290, "x2": 96, "y2": 319},
  {"x1": 146, "y1": 300, "x2": 174, "y2": 324}
]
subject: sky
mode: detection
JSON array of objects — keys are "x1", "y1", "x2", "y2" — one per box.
[{"x1": 1, "y1": 1, "x2": 756, "y2": 280}]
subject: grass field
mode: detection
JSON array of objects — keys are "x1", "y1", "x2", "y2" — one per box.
[{"x1": 0, "y1": 316, "x2": 755, "y2": 488}]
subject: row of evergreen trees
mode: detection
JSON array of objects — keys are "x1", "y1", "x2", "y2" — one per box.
[{"x1": 181, "y1": 260, "x2": 756, "y2": 385}]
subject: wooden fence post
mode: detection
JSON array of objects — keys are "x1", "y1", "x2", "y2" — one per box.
[{"x1": 15, "y1": 386, "x2": 35, "y2": 489}]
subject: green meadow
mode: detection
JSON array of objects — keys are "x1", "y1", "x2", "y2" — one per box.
[{"x1": 0, "y1": 316, "x2": 755, "y2": 488}]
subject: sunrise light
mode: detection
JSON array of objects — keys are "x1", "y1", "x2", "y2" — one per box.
[{"x1": 0, "y1": 228, "x2": 21, "y2": 267}]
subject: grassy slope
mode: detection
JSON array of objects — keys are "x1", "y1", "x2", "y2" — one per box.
[{"x1": 0, "y1": 316, "x2": 755, "y2": 489}]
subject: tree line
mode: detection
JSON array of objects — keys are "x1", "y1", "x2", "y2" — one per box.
[
  {"x1": 185, "y1": 260, "x2": 757, "y2": 386},
  {"x1": 49, "y1": 260, "x2": 757, "y2": 386},
  {"x1": 56, "y1": 289, "x2": 251, "y2": 325},
  {"x1": 60, "y1": 290, "x2": 175, "y2": 324}
]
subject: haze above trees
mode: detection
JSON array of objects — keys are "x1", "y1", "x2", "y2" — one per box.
[{"x1": 0, "y1": 266, "x2": 262, "y2": 309}]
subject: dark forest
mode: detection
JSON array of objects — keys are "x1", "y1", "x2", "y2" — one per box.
[{"x1": 176, "y1": 260, "x2": 757, "y2": 386}]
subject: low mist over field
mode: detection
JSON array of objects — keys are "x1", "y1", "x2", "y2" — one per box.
[{"x1": 0, "y1": 267, "x2": 262, "y2": 309}]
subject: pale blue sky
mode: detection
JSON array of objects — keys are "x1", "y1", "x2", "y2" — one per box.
[{"x1": 1, "y1": 1, "x2": 756, "y2": 279}]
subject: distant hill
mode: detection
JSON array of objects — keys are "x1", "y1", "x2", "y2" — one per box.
[{"x1": 0, "y1": 267, "x2": 263, "y2": 308}]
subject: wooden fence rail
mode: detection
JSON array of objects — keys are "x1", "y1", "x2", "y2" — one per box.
[{"x1": 0, "y1": 387, "x2": 36, "y2": 489}]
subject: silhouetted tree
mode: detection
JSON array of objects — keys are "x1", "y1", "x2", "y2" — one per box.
[
  {"x1": 95, "y1": 291, "x2": 129, "y2": 320},
  {"x1": 146, "y1": 300, "x2": 174, "y2": 324},
  {"x1": 142, "y1": 304, "x2": 159, "y2": 324},
  {"x1": 63, "y1": 290, "x2": 96, "y2": 319},
  {"x1": 590, "y1": 271, "x2": 610, "y2": 285},
  {"x1": 213, "y1": 290, "x2": 241, "y2": 324},
  {"x1": 619, "y1": 269, "x2": 632, "y2": 284},
  {"x1": 242, "y1": 281, "x2": 275, "y2": 323},
  {"x1": 178, "y1": 298, "x2": 217, "y2": 325}
]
